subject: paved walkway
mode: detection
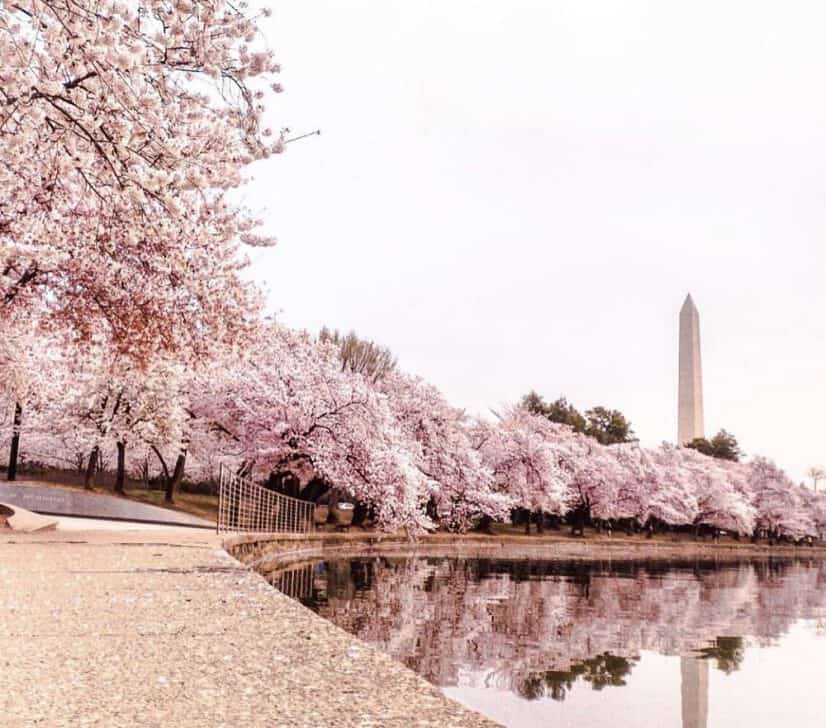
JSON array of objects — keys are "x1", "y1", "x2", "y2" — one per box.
[
  {"x1": 0, "y1": 529, "x2": 496, "y2": 728},
  {"x1": 54, "y1": 516, "x2": 209, "y2": 532}
]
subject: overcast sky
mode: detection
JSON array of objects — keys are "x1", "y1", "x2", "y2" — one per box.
[{"x1": 241, "y1": 1, "x2": 825, "y2": 483}]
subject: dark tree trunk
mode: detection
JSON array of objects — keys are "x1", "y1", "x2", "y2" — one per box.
[
  {"x1": 84, "y1": 446, "x2": 99, "y2": 490},
  {"x1": 536, "y1": 510, "x2": 544, "y2": 534},
  {"x1": 299, "y1": 478, "x2": 330, "y2": 503},
  {"x1": 475, "y1": 514, "x2": 494, "y2": 534},
  {"x1": 352, "y1": 500, "x2": 369, "y2": 527},
  {"x1": 165, "y1": 447, "x2": 187, "y2": 504},
  {"x1": 7, "y1": 403, "x2": 22, "y2": 482},
  {"x1": 114, "y1": 441, "x2": 126, "y2": 494},
  {"x1": 151, "y1": 445, "x2": 171, "y2": 490},
  {"x1": 425, "y1": 496, "x2": 438, "y2": 521},
  {"x1": 236, "y1": 460, "x2": 254, "y2": 479},
  {"x1": 571, "y1": 505, "x2": 586, "y2": 536}
]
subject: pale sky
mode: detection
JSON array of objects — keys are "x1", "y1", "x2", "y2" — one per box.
[{"x1": 241, "y1": 1, "x2": 826, "y2": 483}]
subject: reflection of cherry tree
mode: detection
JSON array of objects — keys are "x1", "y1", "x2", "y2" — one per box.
[
  {"x1": 517, "y1": 652, "x2": 639, "y2": 701},
  {"x1": 697, "y1": 637, "x2": 745, "y2": 674},
  {"x1": 282, "y1": 557, "x2": 826, "y2": 700}
]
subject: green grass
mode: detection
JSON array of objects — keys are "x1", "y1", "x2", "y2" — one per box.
[{"x1": 121, "y1": 488, "x2": 218, "y2": 523}]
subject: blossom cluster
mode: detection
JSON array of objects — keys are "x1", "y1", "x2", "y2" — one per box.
[
  {"x1": 3, "y1": 319, "x2": 824, "y2": 539},
  {"x1": 1, "y1": 1, "x2": 277, "y2": 359}
]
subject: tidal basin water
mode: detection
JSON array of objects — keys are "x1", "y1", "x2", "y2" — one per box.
[{"x1": 267, "y1": 557, "x2": 826, "y2": 727}]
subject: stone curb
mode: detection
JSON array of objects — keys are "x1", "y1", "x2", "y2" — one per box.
[{"x1": 0, "y1": 502, "x2": 59, "y2": 533}]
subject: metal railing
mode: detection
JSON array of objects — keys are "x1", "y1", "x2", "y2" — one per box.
[{"x1": 217, "y1": 464, "x2": 315, "y2": 534}]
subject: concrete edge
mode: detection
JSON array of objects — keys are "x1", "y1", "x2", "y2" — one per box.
[
  {"x1": 1, "y1": 502, "x2": 59, "y2": 533},
  {"x1": 219, "y1": 530, "x2": 502, "y2": 727},
  {"x1": 223, "y1": 530, "x2": 826, "y2": 576},
  {"x1": 33, "y1": 510, "x2": 216, "y2": 530}
]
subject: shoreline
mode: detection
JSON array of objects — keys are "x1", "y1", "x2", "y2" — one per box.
[{"x1": 226, "y1": 530, "x2": 826, "y2": 574}]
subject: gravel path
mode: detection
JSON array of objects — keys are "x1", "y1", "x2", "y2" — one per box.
[{"x1": 0, "y1": 530, "x2": 497, "y2": 728}]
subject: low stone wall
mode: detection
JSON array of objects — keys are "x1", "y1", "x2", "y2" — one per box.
[
  {"x1": 225, "y1": 530, "x2": 826, "y2": 577},
  {"x1": 226, "y1": 532, "x2": 416, "y2": 570}
]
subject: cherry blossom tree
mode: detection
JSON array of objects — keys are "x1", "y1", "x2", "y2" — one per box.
[
  {"x1": 642, "y1": 444, "x2": 699, "y2": 529},
  {"x1": 380, "y1": 373, "x2": 510, "y2": 531},
  {"x1": 477, "y1": 408, "x2": 573, "y2": 532},
  {"x1": 748, "y1": 457, "x2": 813, "y2": 540},
  {"x1": 191, "y1": 325, "x2": 435, "y2": 531},
  {"x1": 5, "y1": 332, "x2": 197, "y2": 497},
  {"x1": 678, "y1": 448, "x2": 755, "y2": 535},
  {"x1": 603, "y1": 443, "x2": 657, "y2": 527},
  {"x1": 1, "y1": 1, "x2": 279, "y2": 361},
  {"x1": 94, "y1": 355, "x2": 188, "y2": 496},
  {"x1": 801, "y1": 487, "x2": 826, "y2": 539},
  {"x1": 562, "y1": 433, "x2": 630, "y2": 530},
  {"x1": 0, "y1": 314, "x2": 69, "y2": 479}
]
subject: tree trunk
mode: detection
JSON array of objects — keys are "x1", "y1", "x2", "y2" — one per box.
[
  {"x1": 165, "y1": 447, "x2": 187, "y2": 504},
  {"x1": 7, "y1": 403, "x2": 22, "y2": 482},
  {"x1": 114, "y1": 441, "x2": 126, "y2": 494},
  {"x1": 299, "y1": 478, "x2": 330, "y2": 503},
  {"x1": 352, "y1": 500, "x2": 369, "y2": 527},
  {"x1": 84, "y1": 446, "x2": 99, "y2": 490},
  {"x1": 571, "y1": 506, "x2": 586, "y2": 536},
  {"x1": 475, "y1": 514, "x2": 494, "y2": 534},
  {"x1": 151, "y1": 445, "x2": 171, "y2": 491}
]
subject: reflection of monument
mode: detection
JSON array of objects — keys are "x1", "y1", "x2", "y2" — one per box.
[
  {"x1": 680, "y1": 657, "x2": 709, "y2": 728},
  {"x1": 678, "y1": 294, "x2": 705, "y2": 445}
]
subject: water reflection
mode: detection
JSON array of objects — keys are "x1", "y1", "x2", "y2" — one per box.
[
  {"x1": 516, "y1": 651, "x2": 638, "y2": 701},
  {"x1": 266, "y1": 558, "x2": 826, "y2": 727},
  {"x1": 681, "y1": 658, "x2": 708, "y2": 728}
]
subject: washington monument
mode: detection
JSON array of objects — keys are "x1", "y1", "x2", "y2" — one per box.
[
  {"x1": 678, "y1": 294, "x2": 704, "y2": 445},
  {"x1": 678, "y1": 294, "x2": 710, "y2": 726}
]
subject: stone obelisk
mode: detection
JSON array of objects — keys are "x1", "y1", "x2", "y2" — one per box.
[{"x1": 678, "y1": 294, "x2": 704, "y2": 445}]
